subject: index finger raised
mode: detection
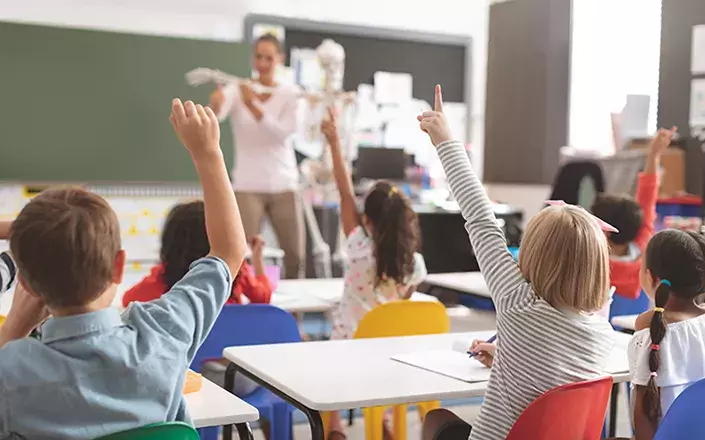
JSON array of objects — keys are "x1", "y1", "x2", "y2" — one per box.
[{"x1": 434, "y1": 84, "x2": 444, "y2": 112}]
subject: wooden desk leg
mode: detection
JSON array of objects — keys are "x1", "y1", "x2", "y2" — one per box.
[
  {"x1": 235, "y1": 422, "x2": 254, "y2": 440},
  {"x1": 609, "y1": 382, "x2": 620, "y2": 437},
  {"x1": 225, "y1": 362, "x2": 326, "y2": 440}
]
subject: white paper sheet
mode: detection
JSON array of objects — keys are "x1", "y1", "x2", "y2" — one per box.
[
  {"x1": 692, "y1": 25, "x2": 705, "y2": 74},
  {"x1": 391, "y1": 350, "x2": 492, "y2": 383},
  {"x1": 690, "y1": 79, "x2": 705, "y2": 126}
]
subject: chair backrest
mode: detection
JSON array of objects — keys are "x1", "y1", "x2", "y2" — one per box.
[
  {"x1": 94, "y1": 422, "x2": 199, "y2": 440},
  {"x1": 548, "y1": 161, "x2": 605, "y2": 208},
  {"x1": 609, "y1": 289, "x2": 650, "y2": 321},
  {"x1": 354, "y1": 301, "x2": 449, "y2": 339},
  {"x1": 190, "y1": 304, "x2": 301, "y2": 371},
  {"x1": 505, "y1": 376, "x2": 613, "y2": 440},
  {"x1": 655, "y1": 377, "x2": 705, "y2": 439}
]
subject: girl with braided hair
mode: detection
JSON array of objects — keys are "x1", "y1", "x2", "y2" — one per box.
[{"x1": 629, "y1": 229, "x2": 705, "y2": 439}]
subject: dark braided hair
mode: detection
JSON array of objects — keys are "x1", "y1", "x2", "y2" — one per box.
[
  {"x1": 160, "y1": 201, "x2": 210, "y2": 289},
  {"x1": 642, "y1": 229, "x2": 705, "y2": 427},
  {"x1": 363, "y1": 180, "x2": 420, "y2": 287}
]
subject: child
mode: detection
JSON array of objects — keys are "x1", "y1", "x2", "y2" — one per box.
[
  {"x1": 419, "y1": 86, "x2": 616, "y2": 440},
  {"x1": 591, "y1": 127, "x2": 677, "y2": 299},
  {"x1": 321, "y1": 107, "x2": 427, "y2": 437},
  {"x1": 628, "y1": 229, "x2": 705, "y2": 439},
  {"x1": 0, "y1": 221, "x2": 15, "y2": 294},
  {"x1": 0, "y1": 99, "x2": 247, "y2": 438},
  {"x1": 123, "y1": 200, "x2": 272, "y2": 307}
]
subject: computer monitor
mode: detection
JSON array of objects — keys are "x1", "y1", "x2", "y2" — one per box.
[{"x1": 355, "y1": 147, "x2": 406, "y2": 180}]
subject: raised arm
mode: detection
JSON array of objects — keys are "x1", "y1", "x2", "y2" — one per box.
[
  {"x1": 635, "y1": 126, "x2": 676, "y2": 249},
  {"x1": 134, "y1": 99, "x2": 247, "y2": 361},
  {"x1": 321, "y1": 106, "x2": 359, "y2": 236},
  {"x1": 170, "y1": 99, "x2": 247, "y2": 274},
  {"x1": 418, "y1": 86, "x2": 524, "y2": 297}
]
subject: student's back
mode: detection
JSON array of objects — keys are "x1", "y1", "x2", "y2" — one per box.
[
  {"x1": 628, "y1": 229, "x2": 705, "y2": 439},
  {"x1": 0, "y1": 99, "x2": 247, "y2": 439}
]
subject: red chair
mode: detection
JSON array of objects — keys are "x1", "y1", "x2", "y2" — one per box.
[{"x1": 506, "y1": 376, "x2": 613, "y2": 440}]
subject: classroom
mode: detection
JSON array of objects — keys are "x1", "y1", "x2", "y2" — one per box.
[{"x1": 1, "y1": 0, "x2": 704, "y2": 439}]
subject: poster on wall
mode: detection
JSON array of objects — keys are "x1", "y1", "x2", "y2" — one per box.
[
  {"x1": 691, "y1": 25, "x2": 705, "y2": 74},
  {"x1": 690, "y1": 79, "x2": 705, "y2": 126}
]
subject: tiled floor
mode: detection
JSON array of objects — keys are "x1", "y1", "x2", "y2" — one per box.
[{"x1": 253, "y1": 307, "x2": 634, "y2": 439}]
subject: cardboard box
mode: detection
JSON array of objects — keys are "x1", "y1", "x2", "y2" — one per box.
[{"x1": 627, "y1": 138, "x2": 685, "y2": 197}]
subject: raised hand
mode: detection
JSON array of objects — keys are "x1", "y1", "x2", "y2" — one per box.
[
  {"x1": 169, "y1": 99, "x2": 221, "y2": 159},
  {"x1": 239, "y1": 83, "x2": 255, "y2": 105},
  {"x1": 417, "y1": 84, "x2": 453, "y2": 147},
  {"x1": 320, "y1": 106, "x2": 339, "y2": 147},
  {"x1": 250, "y1": 235, "x2": 265, "y2": 260},
  {"x1": 645, "y1": 125, "x2": 677, "y2": 175},
  {"x1": 651, "y1": 126, "x2": 677, "y2": 157}
]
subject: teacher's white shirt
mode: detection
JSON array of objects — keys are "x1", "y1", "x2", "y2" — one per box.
[{"x1": 218, "y1": 83, "x2": 300, "y2": 193}]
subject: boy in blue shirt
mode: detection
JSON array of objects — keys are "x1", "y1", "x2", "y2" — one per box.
[{"x1": 0, "y1": 99, "x2": 247, "y2": 439}]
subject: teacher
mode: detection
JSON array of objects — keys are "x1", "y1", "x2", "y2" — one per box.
[{"x1": 210, "y1": 34, "x2": 303, "y2": 279}]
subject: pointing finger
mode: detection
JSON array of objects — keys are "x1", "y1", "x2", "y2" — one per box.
[{"x1": 434, "y1": 84, "x2": 444, "y2": 112}]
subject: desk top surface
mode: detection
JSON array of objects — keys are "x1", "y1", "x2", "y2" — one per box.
[
  {"x1": 186, "y1": 375, "x2": 259, "y2": 428},
  {"x1": 223, "y1": 330, "x2": 631, "y2": 411},
  {"x1": 611, "y1": 314, "x2": 638, "y2": 331},
  {"x1": 424, "y1": 272, "x2": 491, "y2": 298}
]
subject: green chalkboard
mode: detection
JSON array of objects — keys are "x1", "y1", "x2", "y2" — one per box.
[{"x1": 0, "y1": 22, "x2": 250, "y2": 182}]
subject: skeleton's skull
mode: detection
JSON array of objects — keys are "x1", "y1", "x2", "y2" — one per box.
[{"x1": 316, "y1": 39, "x2": 345, "y2": 93}]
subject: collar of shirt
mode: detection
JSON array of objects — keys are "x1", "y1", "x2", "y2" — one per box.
[{"x1": 40, "y1": 307, "x2": 124, "y2": 343}]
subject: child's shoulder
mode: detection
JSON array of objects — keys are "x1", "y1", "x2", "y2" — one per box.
[{"x1": 635, "y1": 310, "x2": 654, "y2": 331}]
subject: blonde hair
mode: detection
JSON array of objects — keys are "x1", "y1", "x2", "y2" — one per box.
[{"x1": 518, "y1": 205, "x2": 610, "y2": 312}]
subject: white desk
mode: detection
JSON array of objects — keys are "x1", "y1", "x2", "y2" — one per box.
[
  {"x1": 187, "y1": 375, "x2": 259, "y2": 431},
  {"x1": 424, "y1": 272, "x2": 491, "y2": 298},
  {"x1": 223, "y1": 330, "x2": 631, "y2": 440},
  {"x1": 611, "y1": 314, "x2": 638, "y2": 332}
]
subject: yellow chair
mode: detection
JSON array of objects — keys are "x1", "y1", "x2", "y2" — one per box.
[{"x1": 352, "y1": 300, "x2": 450, "y2": 440}]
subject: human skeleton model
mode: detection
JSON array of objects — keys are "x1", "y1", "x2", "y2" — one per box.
[{"x1": 186, "y1": 39, "x2": 355, "y2": 277}]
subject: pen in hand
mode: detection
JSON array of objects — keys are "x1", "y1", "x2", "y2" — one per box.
[{"x1": 468, "y1": 334, "x2": 497, "y2": 358}]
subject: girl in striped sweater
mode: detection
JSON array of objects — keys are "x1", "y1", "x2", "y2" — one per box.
[{"x1": 419, "y1": 86, "x2": 616, "y2": 440}]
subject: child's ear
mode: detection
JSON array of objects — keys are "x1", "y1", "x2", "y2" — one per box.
[
  {"x1": 646, "y1": 269, "x2": 659, "y2": 288},
  {"x1": 18, "y1": 276, "x2": 40, "y2": 299},
  {"x1": 112, "y1": 250, "x2": 126, "y2": 285}
]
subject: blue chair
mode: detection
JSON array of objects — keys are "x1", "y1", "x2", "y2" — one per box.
[
  {"x1": 609, "y1": 289, "x2": 651, "y2": 329},
  {"x1": 191, "y1": 304, "x2": 301, "y2": 440},
  {"x1": 655, "y1": 378, "x2": 705, "y2": 439}
]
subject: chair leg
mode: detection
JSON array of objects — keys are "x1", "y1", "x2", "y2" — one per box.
[
  {"x1": 416, "y1": 401, "x2": 440, "y2": 422},
  {"x1": 321, "y1": 411, "x2": 332, "y2": 439},
  {"x1": 392, "y1": 405, "x2": 407, "y2": 440},
  {"x1": 363, "y1": 407, "x2": 385, "y2": 440},
  {"x1": 272, "y1": 403, "x2": 293, "y2": 440}
]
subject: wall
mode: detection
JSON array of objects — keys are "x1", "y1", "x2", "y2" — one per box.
[
  {"x1": 2, "y1": 0, "x2": 490, "y2": 177},
  {"x1": 659, "y1": 0, "x2": 705, "y2": 196},
  {"x1": 483, "y1": 0, "x2": 572, "y2": 184}
]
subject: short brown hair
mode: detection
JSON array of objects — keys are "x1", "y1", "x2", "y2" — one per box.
[
  {"x1": 10, "y1": 187, "x2": 121, "y2": 308},
  {"x1": 519, "y1": 205, "x2": 610, "y2": 312}
]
